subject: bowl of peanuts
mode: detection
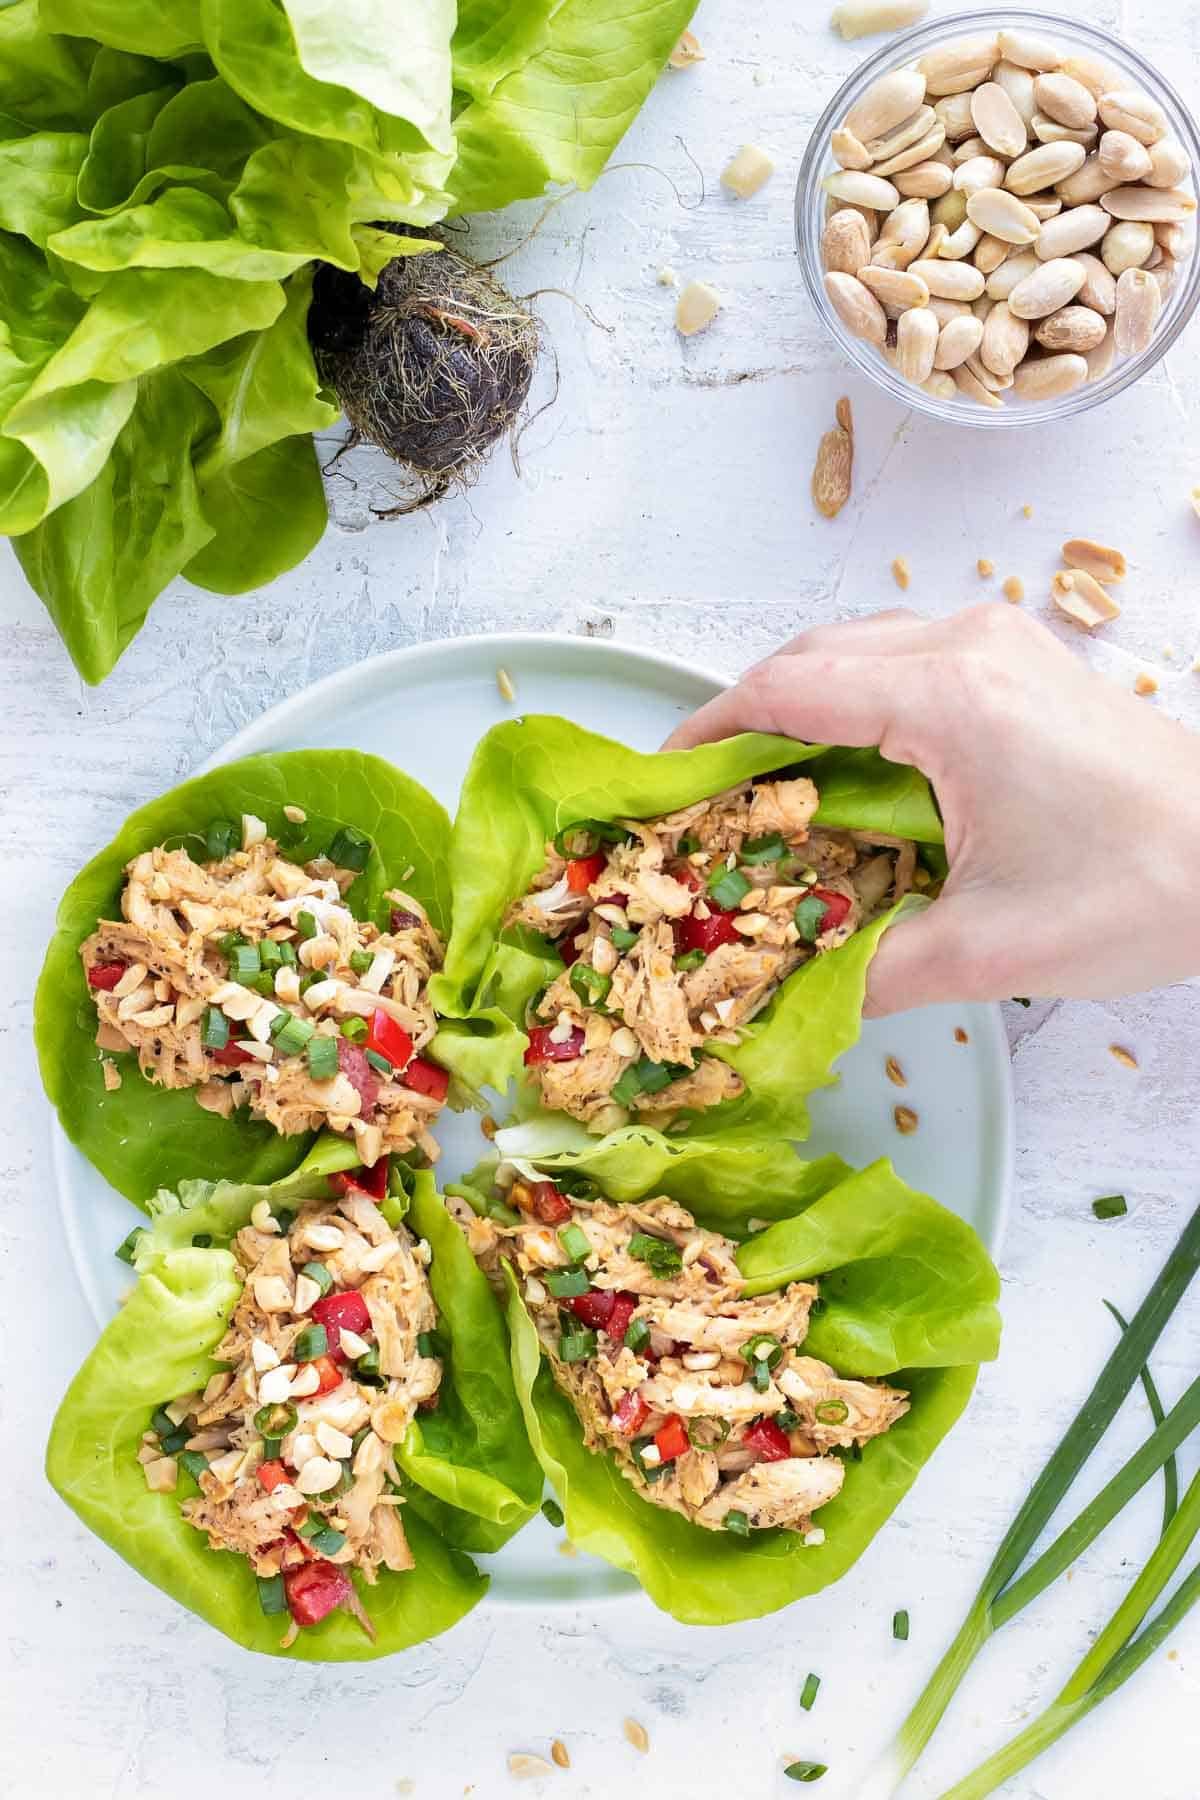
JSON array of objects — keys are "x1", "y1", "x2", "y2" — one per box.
[{"x1": 795, "y1": 9, "x2": 1200, "y2": 423}]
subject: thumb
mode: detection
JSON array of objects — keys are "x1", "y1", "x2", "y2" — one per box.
[{"x1": 863, "y1": 894, "x2": 992, "y2": 1017}]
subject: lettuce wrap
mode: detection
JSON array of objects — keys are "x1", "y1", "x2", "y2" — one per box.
[
  {"x1": 36, "y1": 748, "x2": 452, "y2": 1205},
  {"x1": 431, "y1": 716, "x2": 943, "y2": 1143},
  {"x1": 45, "y1": 1155, "x2": 542, "y2": 1659},
  {"x1": 457, "y1": 1138, "x2": 999, "y2": 1625}
]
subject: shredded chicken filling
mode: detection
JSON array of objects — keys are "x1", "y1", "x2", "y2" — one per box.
[
  {"x1": 455, "y1": 1183, "x2": 908, "y2": 1536},
  {"x1": 81, "y1": 831, "x2": 447, "y2": 1164},
  {"x1": 137, "y1": 1191, "x2": 442, "y2": 1641},
  {"x1": 506, "y1": 778, "x2": 918, "y2": 1129}
]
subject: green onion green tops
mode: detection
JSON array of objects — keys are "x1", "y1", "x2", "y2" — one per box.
[
  {"x1": 628, "y1": 1233, "x2": 684, "y2": 1278},
  {"x1": 1093, "y1": 1194, "x2": 1129, "y2": 1221}
]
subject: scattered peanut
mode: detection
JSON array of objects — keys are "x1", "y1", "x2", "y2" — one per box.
[
  {"x1": 1002, "y1": 575, "x2": 1024, "y2": 603},
  {"x1": 811, "y1": 396, "x2": 854, "y2": 519},
  {"x1": 496, "y1": 667, "x2": 516, "y2": 703},
  {"x1": 977, "y1": 557, "x2": 995, "y2": 577},
  {"x1": 894, "y1": 1105, "x2": 919, "y2": 1135},
  {"x1": 954, "y1": 1026, "x2": 970, "y2": 1043},
  {"x1": 885, "y1": 1056, "x2": 907, "y2": 1086},
  {"x1": 668, "y1": 30, "x2": 703, "y2": 69},
  {"x1": 551, "y1": 1741, "x2": 571, "y2": 1770},
  {"x1": 831, "y1": 0, "x2": 930, "y2": 39},
  {"x1": 815, "y1": 31, "x2": 1194, "y2": 404},
  {"x1": 508, "y1": 1754, "x2": 556, "y2": 1780},
  {"x1": 1134, "y1": 672, "x2": 1158, "y2": 696},
  {"x1": 1109, "y1": 1044, "x2": 1138, "y2": 1069},
  {"x1": 623, "y1": 1719, "x2": 651, "y2": 1754},
  {"x1": 891, "y1": 556, "x2": 911, "y2": 590},
  {"x1": 1051, "y1": 568, "x2": 1121, "y2": 629},
  {"x1": 675, "y1": 281, "x2": 721, "y2": 337},
  {"x1": 1062, "y1": 537, "x2": 1127, "y2": 582},
  {"x1": 722, "y1": 145, "x2": 775, "y2": 199}
]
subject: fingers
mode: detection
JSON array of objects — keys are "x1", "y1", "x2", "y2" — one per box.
[
  {"x1": 663, "y1": 649, "x2": 936, "y2": 769},
  {"x1": 863, "y1": 895, "x2": 984, "y2": 1017},
  {"x1": 746, "y1": 609, "x2": 926, "y2": 670}
]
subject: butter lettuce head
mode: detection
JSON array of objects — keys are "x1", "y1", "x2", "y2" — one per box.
[
  {"x1": 45, "y1": 1162, "x2": 540, "y2": 1659},
  {"x1": 431, "y1": 716, "x2": 943, "y2": 1142},
  {"x1": 495, "y1": 1141, "x2": 1000, "y2": 1625},
  {"x1": 35, "y1": 748, "x2": 452, "y2": 1205}
]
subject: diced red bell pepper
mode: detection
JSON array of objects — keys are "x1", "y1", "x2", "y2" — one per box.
[
  {"x1": 612, "y1": 1391, "x2": 650, "y2": 1437},
  {"x1": 605, "y1": 1293, "x2": 638, "y2": 1343},
  {"x1": 211, "y1": 1042, "x2": 256, "y2": 1068},
  {"x1": 312, "y1": 1289, "x2": 372, "y2": 1360},
  {"x1": 569, "y1": 1288, "x2": 615, "y2": 1330},
  {"x1": 329, "y1": 1157, "x2": 389, "y2": 1200},
  {"x1": 86, "y1": 961, "x2": 127, "y2": 991},
  {"x1": 744, "y1": 1417, "x2": 794, "y2": 1463},
  {"x1": 654, "y1": 1413, "x2": 690, "y2": 1464},
  {"x1": 390, "y1": 907, "x2": 420, "y2": 932},
  {"x1": 257, "y1": 1459, "x2": 291, "y2": 1494},
  {"x1": 811, "y1": 887, "x2": 853, "y2": 931},
  {"x1": 566, "y1": 852, "x2": 606, "y2": 892},
  {"x1": 336, "y1": 1038, "x2": 380, "y2": 1113},
  {"x1": 366, "y1": 1008, "x2": 413, "y2": 1070},
  {"x1": 674, "y1": 905, "x2": 741, "y2": 956},
  {"x1": 595, "y1": 891, "x2": 629, "y2": 908},
  {"x1": 558, "y1": 931, "x2": 586, "y2": 967},
  {"x1": 529, "y1": 1181, "x2": 572, "y2": 1226},
  {"x1": 669, "y1": 864, "x2": 704, "y2": 894},
  {"x1": 524, "y1": 1025, "x2": 586, "y2": 1066},
  {"x1": 404, "y1": 1056, "x2": 449, "y2": 1102},
  {"x1": 284, "y1": 1560, "x2": 353, "y2": 1628},
  {"x1": 309, "y1": 1354, "x2": 344, "y2": 1396}
]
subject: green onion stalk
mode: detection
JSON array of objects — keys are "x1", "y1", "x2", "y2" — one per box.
[{"x1": 856, "y1": 1202, "x2": 1200, "y2": 1799}]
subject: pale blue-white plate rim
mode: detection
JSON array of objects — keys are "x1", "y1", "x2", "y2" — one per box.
[{"x1": 49, "y1": 630, "x2": 1014, "y2": 1608}]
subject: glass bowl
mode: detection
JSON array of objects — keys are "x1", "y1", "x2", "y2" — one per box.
[{"x1": 795, "y1": 7, "x2": 1200, "y2": 427}]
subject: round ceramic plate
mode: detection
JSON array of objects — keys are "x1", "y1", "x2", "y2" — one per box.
[{"x1": 51, "y1": 632, "x2": 1013, "y2": 1605}]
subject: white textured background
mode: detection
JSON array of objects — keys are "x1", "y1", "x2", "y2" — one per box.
[{"x1": 3, "y1": 1, "x2": 1200, "y2": 1796}]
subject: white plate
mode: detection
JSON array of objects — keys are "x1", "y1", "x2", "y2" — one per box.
[{"x1": 51, "y1": 631, "x2": 1013, "y2": 1606}]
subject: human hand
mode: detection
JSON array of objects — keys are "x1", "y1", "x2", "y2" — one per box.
[{"x1": 664, "y1": 605, "x2": 1200, "y2": 1016}]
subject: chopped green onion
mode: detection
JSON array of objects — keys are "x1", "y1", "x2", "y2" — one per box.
[
  {"x1": 1012, "y1": 995, "x2": 1032, "y2": 1007},
  {"x1": 249, "y1": 971, "x2": 276, "y2": 997},
  {"x1": 742, "y1": 1332, "x2": 784, "y2": 1370},
  {"x1": 201, "y1": 1006, "x2": 230, "y2": 1050},
  {"x1": 340, "y1": 1015, "x2": 368, "y2": 1041},
  {"x1": 160, "y1": 1428, "x2": 188, "y2": 1454},
  {"x1": 631, "y1": 1439, "x2": 667, "y2": 1483},
  {"x1": 351, "y1": 1427, "x2": 372, "y2": 1457},
  {"x1": 815, "y1": 1399, "x2": 850, "y2": 1425},
  {"x1": 273, "y1": 1012, "x2": 315, "y2": 1057},
  {"x1": 611, "y1": 1065, "x2": 642, "y2": 1106},
  {"x1": 677, "y1": 833, "x2": 701, "y2": 854},
  {"x1": 191, "y1": 1233, "x2": 212, "y2": 1248},
  {"x1": 253, "y1": 1402, "x2": 298, "y2": 1438},
  {"x1": 297, "y1": 909, "x2": 319, "y2": 940},
  {"x1": 349, "y1": 949, "x2": 373, "y2": 975},
  {"x1": 893, "y1": 1609, "x2": 910, "y2": 1641},
  {"x1": 298, "y1": 970, "x2": 324, "y2": 994},
  {"x1": 295, "y1": 1514, "x2": 326, "y2": 1540},
  {"x1": 307, "y1": 1034, "x2": 339, "y2": 1080},
  {"x1": 258, "y1": 938, "x2": 283, "y2": 970},
  {"x1": 569, "y1": 962, "x2": 612, "y2": 1008},
  {"x1": 636, "y1": 1057, "x2": 676, "y2": 1096},
  {"x1": 293, "y1": 1323, "x2": 328, "y2": 1362},
  {"x1": 365, "y1": 1048, "x2": 393, "y2": 1076},
  {"x1": 115, "y1": 1226, "x2": 146, "y2": 1266},
  {"x1": 751, "y1": 1361, "x2": 771, "y2": 1393},
  {"x1": 150, "y1": 1407, "x2": 175, "y2": 1438},
  {"x1": 551, "y1": 818, "x2": 627, "y2": 858},
  {"x1": 624, "y1": 1317, "x2": 651, "y2": 1354},
  {"x1": 256, "y1": 1574, "x2": 287, "y2": 1616},
  {"x1": 777, "y1": 1406, "x2": 801, "y2": 1431},
  {"x1": 800, "y1": 1673, "x2": 821, "y2": 1712},
  {"x1": 301, "y1": 1261, "x2": 333, "y2": 1295},
  {"x1": 217, "y1": 931, "x2": 242, "y2": 957},
  {"x1": 707, "y1": 865, "x2": 752, "y2": 909},
  {"x1": 227, "y1": 941, "x2": 262, "y2": 981},
  {"x1": 179, "y1": 1450, "x2": 209, "y2": 1482},
  {"x1": 417, "y1": 1331, "x2": 443, "y2": 1359},
  {"x1": 741, "y1": 832, "x2": 786, "y2": 865},
  {"x1": 723, "y1": 1509, "x2": 751, "y2": 1536},
  {"x1": 355, "y1": 1345, "x2": 382, "y2": 1381},
  {"x1": 783, "y1": 1763, "x2": 827, "y2": 1784},
  {"x1": 328, "y1": 825, "x2": 371, "y2": 871},
  {"x1": 674, "y1": 949, "x2": 706, "y2": 972},
  {"x1": 205, "y1": 819, "x2": 237, "y2": 860},
  {"x1": 628, "y1": 1232, "x2": 684, "y2": 1278},
  {"x1": 310, "y1": 1524, "x2": 348, "y2": 1556},
  {"x1": 558, "y1": 1223, "x2": 590, "y2": 1262},
  {"x1": 559, "y1": 1328, "x2": 598, "y2": 1363},
  {"x1": 277, "y1": 940, "x2": 297, "y2": 967},
  {"x1": 794, "y1": 895, "x2": 829, "y2": 943},
  {"x1": 541, "y1": 1497, "x2": 565, "y2": 1528},
  {"x1": 260, "y1": 1437, "x2": 281, "y2": 1459},
  {"x1": 1093, "y1": 1193, "x2": 1128, "y2": 1221},
  {"x1": 546, "y1": 1267, "x2": 590, "y2": 1299},
  {"x1": 610, "y1": 926, "x2": 639, "y2": 951}
]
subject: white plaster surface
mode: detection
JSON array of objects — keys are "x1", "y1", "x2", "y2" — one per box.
[{"x1": 2, "y1": 1, "x2": 1200, "y2": 1795}]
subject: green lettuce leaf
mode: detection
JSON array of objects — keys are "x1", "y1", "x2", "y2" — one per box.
[
  {"x1": 432, "y1": 715, "x2": 942, "y2": 1141},
  {"x1": 46, "y1": 1163, "x2": 498, "y2": 1660},
  {"x1": 447, "y1": 0, "x2": 698, "y2": 214},
  {"x1": 0, "y1": 129, "x2": 88, "y2": 243},
  {"x1": 35, "y1": 749, "x2": 453, "y2": 1203},
  {"x1": 396, "y1": 1178, "x2": 543, "y2": 1552},
  {"x1": 40, "y1": 0, "x2": 203, "y2": 60},
  {"x1": 502, "y1": 1149, "x2": 999, "y2": 1623},
  {"x1": 0, "y1": 3, "x2": 97, "y2": 134}
]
